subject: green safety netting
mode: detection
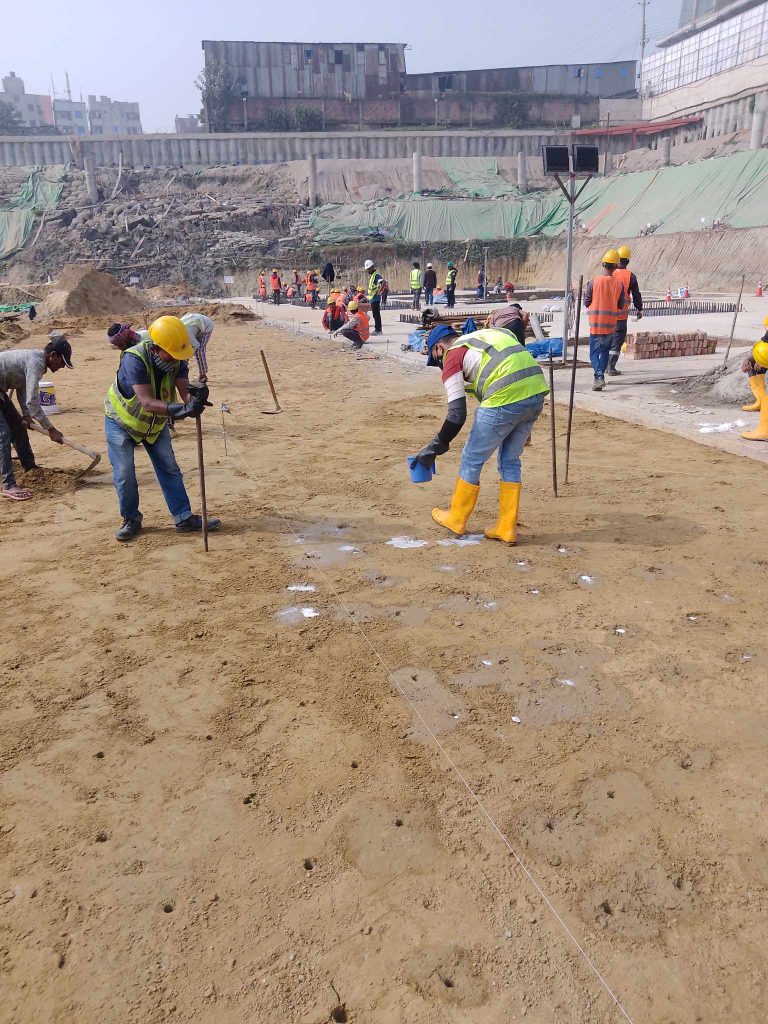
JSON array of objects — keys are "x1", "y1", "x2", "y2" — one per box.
[
  {"x1": 0, "y1": 166, "x2": 68, "y2": 260},
  {"x1": 438, "y1": 158, "x2": 520, "y2": 198},
  {"x1": 309, "y1": 148, "x2": 768, "y2": 244}
]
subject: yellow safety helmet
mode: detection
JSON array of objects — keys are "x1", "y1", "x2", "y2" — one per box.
[
  {"x1": 763, "y1": 316, "x2": 768, "y2": 329},
  {"x1": 617, "y1": 245, "x2": 632, "y2": 261},
  {"x1": 753, "y1": 340, "x2": 768, "y2": 369},
  {"x1": 348, "y1": 300, "x2": 359, "y2": 311},
  {"x1": 147, "y1": 316, "x2": 194, "y2": 361},
  {"x1": 602, "y1": 249, "x2": 620, "y2": 266}
]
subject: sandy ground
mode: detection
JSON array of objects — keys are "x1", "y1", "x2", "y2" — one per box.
[{"x1": 1, "y1": 321, "x2": 768, "y2": 1024}]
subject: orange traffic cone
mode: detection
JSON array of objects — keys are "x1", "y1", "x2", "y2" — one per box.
[
  {"x1": 757, "y1": 278, "x2": 764, "y2": 297},
  {"x1": 666, "y1": 286, "x2": 672, "y2": 304}
]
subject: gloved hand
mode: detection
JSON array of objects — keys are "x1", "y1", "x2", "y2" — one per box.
[
  {"x1": 415, "y1": 434, "x2": 449, "y2": 468},
  {"x1": 167, "y1": 398, "x2": 206, "y2": 421}
]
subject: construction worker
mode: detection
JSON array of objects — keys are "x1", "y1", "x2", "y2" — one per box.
[
  {"x1": 445, "y1": 262, "x2": 458, "y2": 308},
  {"x1": 415, "y1": 325, "x2": 549, "y2": 544},
  {"x1": 410, "y1": 261, "x2": 423, "y2": 310},
  {"x1": 322, "y1": 299, "x2": 347, "y2": 333},
  {"x1": 741, "y1": 324, "x2": 768, "y2": 441},
  {"x1": 487, "y1": 301, "x2": 528, "y2": 345},
  {"x1": 104, "y1": 315, "x2": 220, "y2": 542},
  {"x1": 333, "y1": 300, "x2": 369, "y2": 349},
  {"x1": 476, "y1": 267, "x2": 485, "y2": 300},
  {"x1": 363, "y1": 259, "x2": 384, "y2": 334},
  {"x1": 423, "y1": 263, "x2": 437, "y2": 305},
  {"x1": 258, "y1": 272, "x2": 267, "y2": 302},
  {"x1": 584, "y1": 250, "x2": 625, "y2": 391},
  {"x1": 107, "y1": 323, "x2": 141, "y2": 352},
  {"x1": 180, "y1": 311, "x2": 214, "y2": 383},
  {"x1": 270, "y1": 269, "x2": 282, "y2": 305},
  {"x1": 609, "y1": 244, "x2": 643, "y2": 375},
  {"x1": 305, "y1": 269, "x2": 319, "y2": 309},
  {"x1": 0, "y1": 335, "x2": 71, "y2": 502}
]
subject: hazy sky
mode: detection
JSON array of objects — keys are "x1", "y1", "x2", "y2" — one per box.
[{"x1": 6, "y1": 0, "x2": 680, "y2": 131}]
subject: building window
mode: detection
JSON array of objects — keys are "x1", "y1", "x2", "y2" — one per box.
[
  {"x1": 75, "y1": 110, "x2": 83, "y2": 118},
  {"x1": 335, "y1": 49, "x2": 344, "y2": 65},
  {"x1": 304, "y1": 48, "x2": 313, "y2": 62},
  {"x1": 282, "y1": 47, "x2": 291, "y2": 65},
  {"x1": 356, "y1": 47, "x2": 365, "y2": 65},
  {"x1": 594, "y1": 68, "x2": 603, "y2": 78},
  {"x1": 27, "y1": 102, "x2": 34, "y2": 111},
  {"x1": 378, "y1": 48, "x2": 387, "y2": 65},
  {"x1": 437, "y1": 73, "x2": 453, "y2": 91},
  {"x1": 620, "y1": 66, "x2": 629, "y2": 77}
]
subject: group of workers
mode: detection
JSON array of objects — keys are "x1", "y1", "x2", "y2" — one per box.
[
  {"x1": 257, "y1": 265, "x2": 338, "y2": 311},
  {"x1": 585, "y1": 244, "x2": 643, "y2": 391}
]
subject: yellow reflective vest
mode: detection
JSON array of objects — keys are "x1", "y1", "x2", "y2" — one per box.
[
  {"x1": 448, "y1": 329, "x2": 549, "y2": 408},
  {"x1": 410, "y1": 268, "x2": 422, "y2": 290},
  {"x1": 105, "y1": 341, "x2": 178, "y2": 444}
]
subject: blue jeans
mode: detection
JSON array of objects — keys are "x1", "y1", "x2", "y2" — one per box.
[
  {"x1": 105, "y1": 417, "x2": 192, "y2": 524},
  {"x1": 424, "y1": 288, "x2": 434, "y2": 305},
  {"x1": 458, "y1": 395, "x2": 546, "y2": 485},
  {"x1": 589, "y1": 334, "x2": 612, "y2": 380}
]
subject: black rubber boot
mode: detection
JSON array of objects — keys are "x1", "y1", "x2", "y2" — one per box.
[
  {"x1": 116, "y1": 518, "x2": 142, "y2": 542},
  {"x1": 607, "y1": 354, "x2": 622, "y2": 376}
]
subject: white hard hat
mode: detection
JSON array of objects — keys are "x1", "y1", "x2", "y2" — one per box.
[
  {"x1": 426, "y1": 263, "x2": 433, "y2": 268},
  {"x1": 364, "y1": 259, "x2": 374, "y2": 270}
]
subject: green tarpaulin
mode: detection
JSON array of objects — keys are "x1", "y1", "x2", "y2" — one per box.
[
  {"x1": 438, "y1": 158, "x2": 520, "y2": 198},
  {"x1": 0, "y1": 166, "x2": 68, "y2": 260},
  {"x1": 309, "y1": 148, "x2": 768, "y2": 244}
]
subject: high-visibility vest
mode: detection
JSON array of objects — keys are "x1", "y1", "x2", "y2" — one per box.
[
  {"x1": 105, "y1": 341, "x2": 177, "y2": 445},
  {"x1": 445, "y1": 269, "x2": 457, "y2": 287},
  {"x1": 448, "y1": 329, "x2": 549, "y2": 409},
  {"x1": 613, "y1": 268, "x2": 632, "y2": 321},
  {"x1": 366, "y1": 271, "x2": 382, "y2": 301},
  {"x1": 271, "y1": 274, "x2": 280, "y2": 289},
  {"x1": 356, "y1": 311, "x2": 370, "y2": 341},
  {"x1": 587, "y1": 274, "x2": 623, "y2": 336},
  {"x1": 410, "y1": 269, "x2": 422, "y2": 290},
  {"x1": 306, "y1": 273, "x2": 317, "y2": 291}
]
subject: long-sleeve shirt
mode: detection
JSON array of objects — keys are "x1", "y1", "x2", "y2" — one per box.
[
  {"x1": 625, "y1": 272, "x2": 643, "y2": 313},
  {"x1": 0, "y1": 349, "x2": 53, "y2": 430},
  {"x1": 423, "y1": 269, "x2": 437, "y2": 290},
  {"x1": 180, "y1": 312, "x2": 214, "y2": 379}
]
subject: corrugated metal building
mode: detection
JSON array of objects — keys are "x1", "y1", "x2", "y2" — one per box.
[
  {"x1": 403, "y1": 61, "x2": 637, "y2": 99},
  {"x1": 202, "y1": 40, "x2": 407, "y2": 101}
]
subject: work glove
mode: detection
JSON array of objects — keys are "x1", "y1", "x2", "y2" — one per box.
[
  {"x1": 167, "y1": 398, "x2": 207, "y2": 421},
  {"x1": 415, "y1": 434, "x2": 449, "y2": 468}
]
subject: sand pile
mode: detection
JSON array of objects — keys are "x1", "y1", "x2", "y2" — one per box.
[
  {"x1": 0, "y1": 320, "x2": 29, "y2": 350},
  {"x1": 39, "y1": 265, "x2": 138, "y2": 319},
  {"x1": 677, "y1": 353, "x2": 753, "y2": 406}
]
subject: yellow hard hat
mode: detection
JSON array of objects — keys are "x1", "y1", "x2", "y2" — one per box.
[
  {"x1": 753, "y1": 340, "x2": 768, "y2": 369},
  {"x1": 147, "y1": 316, "x2": 194, "y2": 361},
  {"x1": 348, "y1": 300, "x2": 359, "y2": 311},
  {"x1": 617, "y1": 245, "x2": 632, "y2": 260},
  {"x1": 763, "y1": 316, "x2": 768, "y2": 329},
  {"x1": 602, "y1": 249, "x2": 620, "y2": 265}
]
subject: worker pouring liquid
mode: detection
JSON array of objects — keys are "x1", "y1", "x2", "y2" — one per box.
[
  {"x1": 104, "y1": 315, "x2": 221, "y2": 542},
  {"x1": 608, "y1": 245, "x2": 643, "y2": 376},
  {"x1": 415, "y1": 325, "x2": 550, "y2": 544},
  {"x1": 585, "y1": 250, "x2": 625, "y2": 391}
]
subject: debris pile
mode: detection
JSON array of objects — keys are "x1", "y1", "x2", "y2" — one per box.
[
  {"x1": 677, "y1": 354, "x2": 753, "y2": 406},
  {"x1": 39, "y1": 265, "x2": 138, "y2": 319}
]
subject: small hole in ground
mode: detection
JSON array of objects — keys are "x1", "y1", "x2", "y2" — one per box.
[
  {"x1": 330, "y1": 1006, "x2": 347, "y2": 1022},
  {"x1": 94, "y1": 751, "x2": 105, "y2": 759},
  {"x1": 205, "y1": 735, "x2": 213, "y2": 741},
  {"x1": 600, "y1": 900, "x2": 613, "y2": 916},
  {"x1": 442, "y1": 977, "x2": 454, "y2": 989},
  {"x1": 351, "y1": 761, "x2": 359, "y2": 769},
  {"x1": 94, "y1": 831, "x2": 109, "y2": 843},
  {"x1": 303, "y1": 858, "x2": 316, "y2": 871},
  {"x1": 544, "y1": 817, "x2": 556, "y2": 832},
  {"x1": 394, "y1": 818, "x2": 404, "y2": 827},
  {"x1": 607, "y1": 790, "x2": 615, "y2": 799},
  {"x1": 163, "y1": 903, "x2": 175, "y2": 913}
]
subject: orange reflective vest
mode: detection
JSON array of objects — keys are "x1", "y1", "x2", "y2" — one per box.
[
  {"x1": 271, "y1": 274, "x2": 281, "y2": 290},
  {"x1": 588, "y1": 274, "x2": 623, "y2": 336},
  {"x1": 613, "y1": 268, "x2": 632, "y2": 321},
  {"x1": 306, "y1": 273, "x2": 318, "y2": 291},
  {"x1": 356, "y1": 311, "x2": 370, "y2": 342}
]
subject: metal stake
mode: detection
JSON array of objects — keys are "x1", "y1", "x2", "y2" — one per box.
[
  {"x1": 548, "y1": 351, "x2": 558, "y2": 498},
  {"x1": 195, "y1": 415, "x2": 209, "y2": 553},
  {"x1": 722, "y1": 274, "x2": 746, "y2": 366},
  {"x1": 565, "y1": 274, "x2": 584, "y2": 484}
]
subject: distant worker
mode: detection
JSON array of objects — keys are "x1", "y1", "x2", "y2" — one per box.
[
  {"x1": 294, "y1": 269, "x2": 302, "y2": 296},
  {"x1": 410, "y1": 262, "x2": 423, "y2": 310},
  {"x1": 476, "y1": 267, "x2": 485, "y2": 300},
  {"x1": 107, "y1": 322, "x2": 141, "y2": 352},
  {"x1": 487, "y1": 301, "x2": 528, "y2": 346},
  {"x1": 333, "y1": 300, "x2": 369, "y2": 349},
  {"x1": 609, "y1": 244, "x2": 643, "y2": 376},
  {"x1": 363, "y1": 259, "x2": 384, "y2": 334},
  {"x1": 270, "y1": 269, "x2": 282, "y2": 305},
  {"x1": 380, "y1": 277, "x2": 390, "y2": 308},
  {"x1": 445, "y1": 262, "x2": 458, "y2": 308},
  {"x1": 322, "y1": 299, "x2": 348, "y2": 334},
  {"x1": 415, "y1": 326, "x2": 549, "y2": 544},
  {"x1": 0, "y1": 336, "x2": 71, "y2": 502},
  {"x1": 258, "y1": 272, "x2": 267, "y2": 302},
  {"x1": 104, "y1": 315, "x2": 220, "y2": 542},
  {"x1": 180, "y1": 311, "x2": 214, "y2": 383},
  {"x1": 493, "y1": 276, "x2": 504, "y2": 295},
  {"x1": 423, "y1": 263, "x2": 437, "y2": 306},
  {"x1": 741, "y1": 323, "x2": 768, "y2": 442},
  {"x1": 585, "y1": 250, "x2": 625, "y2": 391},
  {"x1": 305, "y1": 269, "x2": 319, "y2": 309}
]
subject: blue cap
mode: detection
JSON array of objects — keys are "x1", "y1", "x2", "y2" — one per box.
[{"x1": 426, "y1": 324, "x2": 458, "y2": 367}]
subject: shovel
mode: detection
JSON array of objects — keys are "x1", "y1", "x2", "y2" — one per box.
[
  {"x1": 259, "y1": 349, "x2": 282, "y2": 415},
  {"x1": 30, "y1": 422, "x2": 101, "y2": 479}
]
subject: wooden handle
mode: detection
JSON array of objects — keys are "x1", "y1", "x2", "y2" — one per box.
[{"x1": 29, "y1": 421, "x2": 99, "y2": 459}]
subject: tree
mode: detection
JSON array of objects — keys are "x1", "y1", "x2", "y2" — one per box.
[
  {"x1": 195, "y1": 59, "x2": 237, "y2": 133},
  {"x1": 293, "y1": 105, "x2": 323, "y2": 132},
  {"x1": 494, "y1": 95, "x2": 528, "y2": 130},
  {"x1": 0, "y1": 101, "x2": 25, "y2": 135}
]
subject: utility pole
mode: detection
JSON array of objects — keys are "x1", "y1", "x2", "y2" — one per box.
[{"x1": 638, "y1": 0, "x2": 649, "y2": 99}]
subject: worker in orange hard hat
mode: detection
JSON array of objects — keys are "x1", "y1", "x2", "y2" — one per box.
[
  {"x1": 608, "y1": 244, "x2": 643, "y2": 376},
  {"x1": 740, "y1": 320, "x2": 768, "y2": 441},
  {"x1": 584, "y1": 249, "x2": 625, "y2": 391}
]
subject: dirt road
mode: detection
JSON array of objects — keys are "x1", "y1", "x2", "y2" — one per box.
[{"x1": 1, "y1": 322, "x2": 767, "y2": 1024}]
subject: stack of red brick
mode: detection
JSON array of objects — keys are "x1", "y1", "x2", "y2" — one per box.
[{"x1": 623, "y1": 331, "x2": 716, "y2": 360}]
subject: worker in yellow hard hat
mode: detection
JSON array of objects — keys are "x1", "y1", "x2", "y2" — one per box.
[
  {"x1": 741, "y1": 319, "x2": 768, "y2": 441},
  {"x1": 584, "y1": 250, "x2": 626, "y2": 391},
  {"x1": 608, "y1": 244, "x2": 643, "y2": 376},
  {"x1": 104, "y1": 315, "x2": 220, "y2": 542}
]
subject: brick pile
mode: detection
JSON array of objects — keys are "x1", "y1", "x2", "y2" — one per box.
[{"x1": 623, "y1": 331, "x2": 716, "y2": 360}]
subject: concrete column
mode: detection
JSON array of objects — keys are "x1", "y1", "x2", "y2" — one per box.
[
  {"x1": 83, "y1": 155, "x2": 99, "y2": 203},
  {"x1": 659, "y1": 135, "x2": 672, "y2": 166},
  {"x1": 517, "y1": 151, "x2": 528, "y2": 192},
  {"x1": 412, "y1": 151, "x2": 423, "y2": 194},
  {"x1": 750, "y1": 108, "x2": 766, "y2": 149},
  {"x1": 308, "y1": 152, "x2": 318, "y2": 207}
]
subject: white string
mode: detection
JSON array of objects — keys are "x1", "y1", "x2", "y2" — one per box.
[{"x1": 223, "y1": 428, "x2": 636, "y2": 1024}]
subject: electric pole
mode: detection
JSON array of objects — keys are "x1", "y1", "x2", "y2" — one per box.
[{"x1": 638, "y1": 0, "x2": 649, "y2": 99}]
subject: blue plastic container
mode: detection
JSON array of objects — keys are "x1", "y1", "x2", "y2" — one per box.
[{"x1": 407, "y1": 455, "x2": 436, "y2": 483}]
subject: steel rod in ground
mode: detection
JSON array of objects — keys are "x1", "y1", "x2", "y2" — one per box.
[
  {"x1": 195, "y1": 416, "x2": 209, "y2": 553},
  {"x1": 722, "y1": 274, "x2": 746, "y2": 366},
  {"x1": 565, "y1": 274, "x2": 584, "y2": 485},
  {"x1": 260, "y1": 348, "x2": 282, "y2": 412},
  {"x1": 548, "y1": 352, "x2": 558, "y2": 498}
]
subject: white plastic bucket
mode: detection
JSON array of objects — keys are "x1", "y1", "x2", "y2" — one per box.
[{"x1": 39, "y1": 381, "x2": 59, "y2": 415}]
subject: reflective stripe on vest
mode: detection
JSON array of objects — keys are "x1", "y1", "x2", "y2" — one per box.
[
  {"x1": 448, "y1": 329, "x2": 549, "y2": 408},
  {"x1": 366, "y1": 272, "x2": 381, "y2": 301},
  {"x1": 104, "y1": 341, "x2": 177, "y2": 445},
  {"x1": 445, "y1": 270, "x2": 456, "y2": 287},
  {"x1": 588, "y1": 275, "x2": 623, "y2": 336},
  {"x1": 613, "y1": 268, "x2": 631, "y2": 321},
  {"x1": 410, "y1": 269, "x2": 421, "y2": 289}
]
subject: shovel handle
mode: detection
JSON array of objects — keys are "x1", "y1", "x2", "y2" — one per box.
[{"x1": 29, "y1": 421, "x2": 99, "y2": 459}]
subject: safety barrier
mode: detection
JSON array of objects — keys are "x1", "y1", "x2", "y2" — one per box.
[{"x1": 636, "y1": 300, "x2": 743, "y2": 317}]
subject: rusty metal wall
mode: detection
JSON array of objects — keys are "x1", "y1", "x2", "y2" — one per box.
[{"x1": 403, "y1": 60, "x2": 636, "y2": 98}]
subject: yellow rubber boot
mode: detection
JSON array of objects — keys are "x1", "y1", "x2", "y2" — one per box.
[
  {"x1": 742, "y1": 396, "x2": 768, "y2": 441},
  {"x1": 742, "y1": 374, "x2": 765, "y2": 412},
  {"x1": 432, "y1": 478, "x2": 479, "y2": 536},
  {"x1": 484, "y1": 481, "x2": 522, "y2": 545}
]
